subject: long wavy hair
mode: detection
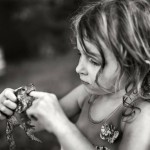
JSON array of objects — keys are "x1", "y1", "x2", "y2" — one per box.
[{"x1": 71, "y1": 0, "x2": 150, "y2": 119}]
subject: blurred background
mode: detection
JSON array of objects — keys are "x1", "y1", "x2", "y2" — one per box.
[{"x1": 0, "y1": 0, "x2": 94, "y2": 149}]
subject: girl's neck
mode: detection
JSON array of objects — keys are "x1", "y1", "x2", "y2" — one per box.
[{"x1": 99, "y1": 88, "x2": 126, "y2": 104}]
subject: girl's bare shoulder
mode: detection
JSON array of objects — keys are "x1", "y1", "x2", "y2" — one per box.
[
  {"x1": 132, "y1": 99, "x2": 150, "y2": 119},
  {"x1": 119, "y1": 99, "x2": 150, "y2": 150},
  {"x1": 135, "y1": 99, "x2": 150, "y2": 121},
  {"x1": 122, "y1": 99, "x2": 150, "y2": 127}
]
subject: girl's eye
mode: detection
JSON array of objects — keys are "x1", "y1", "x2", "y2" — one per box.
[{"x1": 89, "y1": 58, "x2": 100, "y2": 66}]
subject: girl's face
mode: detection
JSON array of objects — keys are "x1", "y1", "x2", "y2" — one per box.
[{"x1": 76, "y1": 39, "x2": 121, "y2": 95}]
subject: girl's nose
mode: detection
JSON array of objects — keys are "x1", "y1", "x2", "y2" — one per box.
[{"x1": 76, "y1": 57, "x2": 87, "y2": 75}]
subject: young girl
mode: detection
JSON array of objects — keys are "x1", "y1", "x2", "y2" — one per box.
[{"x1": 1, "y1": 0, "x2": 150, "y2": 149}]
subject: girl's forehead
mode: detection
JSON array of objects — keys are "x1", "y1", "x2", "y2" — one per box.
[
  {"x1": 77, "y1": 37, "x2": 118, "y2": 63},
  {"x1": 77, "y1": 38, "x2": 101, "y2": 56}
]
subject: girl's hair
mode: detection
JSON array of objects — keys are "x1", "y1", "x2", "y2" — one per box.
[{"x1": 72, "y1": 0, "x2": 150, "y2": 118}]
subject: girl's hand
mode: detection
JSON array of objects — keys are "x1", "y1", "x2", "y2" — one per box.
[
  {"x1": 27, "y1": 91, "x2": 68, "y2": 133},
  {"x1": 0, "y1": 88, "x2": 17, "y2": 120}
]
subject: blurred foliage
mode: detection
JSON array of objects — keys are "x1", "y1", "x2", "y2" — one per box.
[
  {"x1": 0, "y1": 0, "x2": 83, "y2": 62},
  {"x1": 0, "y1": 1, "x2": 97, "y2": 150}
]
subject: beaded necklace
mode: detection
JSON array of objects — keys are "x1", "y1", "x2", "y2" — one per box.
[{"x1": 87, "y1": 94, "x2": 122, "y2": 150}]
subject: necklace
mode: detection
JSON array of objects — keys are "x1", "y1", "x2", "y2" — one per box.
[
  {"x1": 88, "y1": 95, "x2": 122, "y2": 148},
  {"x1": 88, "y1": 90, "x2": 138, "y2": 149}
]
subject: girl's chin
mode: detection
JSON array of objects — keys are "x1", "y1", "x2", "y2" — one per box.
[
  {"x1": 83, "y1": 84, "x2": 100, "y2": 95},
  {"x1": 83, "y1": 84, "x2": 114, "y2": 95}
]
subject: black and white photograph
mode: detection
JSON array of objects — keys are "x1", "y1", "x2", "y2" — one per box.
[{"x1": 0, "y1": 0, "x2": 150, "y2": 150}]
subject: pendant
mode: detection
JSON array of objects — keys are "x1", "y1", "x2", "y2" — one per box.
[
  {"x1": 100, "y1": 123, "x2": 119, "y2": 144},
  {"x1": 95, "y1": 146, "x2": 110, "y2": 150}
]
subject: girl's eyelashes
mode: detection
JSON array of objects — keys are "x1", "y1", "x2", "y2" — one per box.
[
  {"x1": 76, "y1": 49, "x2": 101, "y2": 66},
  {"x1": 88, "y1": 58, "x2": 101, "y2": 66}
]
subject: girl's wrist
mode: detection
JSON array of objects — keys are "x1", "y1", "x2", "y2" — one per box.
[
  {"x1": 44, "y1": 109, "x2": 72, "y2": 134},
  {"x1": 51, "y1": 119, "x2": 95, "y2": 150},
  {"x1": 54, "y1": 119, "x2": 77, "y2": 142},
  {"x1": 50, "y1": 115, "x2": 74, "y2": 137}
]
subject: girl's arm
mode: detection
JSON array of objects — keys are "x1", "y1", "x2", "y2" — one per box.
[
  {"x1": 27, "y1": 90, "x2": 95, "y2": 150},
  {"x1": 119, "y1": 101, "x2": 150, "y2": 150},
  {"x1": 53, "y1": 117, "x2": 95, "y2": 150},
  {"x1": 59, "y1": 84, "x2": 90, "y2": 118},
  {"x1": 28, "y1": 84, "x2": 89, "y2": 132}
]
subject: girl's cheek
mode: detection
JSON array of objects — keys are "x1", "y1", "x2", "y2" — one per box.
[{"x1": 94, "y1": 67, "x2": 101, "y2": 79}]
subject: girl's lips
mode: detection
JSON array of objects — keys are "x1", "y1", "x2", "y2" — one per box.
[{"x1": 81, "y1": 80, "x2": 89, "y2": 85}]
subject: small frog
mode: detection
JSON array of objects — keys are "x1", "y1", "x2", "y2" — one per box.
[{"x1": 6, "y1": 84, "x2": 41, "y2": 150}]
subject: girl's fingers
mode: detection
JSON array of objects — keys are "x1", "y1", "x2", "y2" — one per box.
[
  {"x1": 0, "y1": 105, "x2": 14, "y2": 116},
  {"x1": 29, "y1": 91, "x2": 45, "y2": 98},
  {"x1": 30, "y1": 91, "x2": 57, "y2": 101},
  {"x1": 3, "y1": 88, "x2": 17, "y2": 102},
  {"x1": 0, "y1": 112, "x2": 6, "y2": 120},
  {"x1": 3, "y1": 100, "x2": 17, "y2": 110},
  {"x1": 26, "y1": 107, "x2": 38, "y2": 121}
]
